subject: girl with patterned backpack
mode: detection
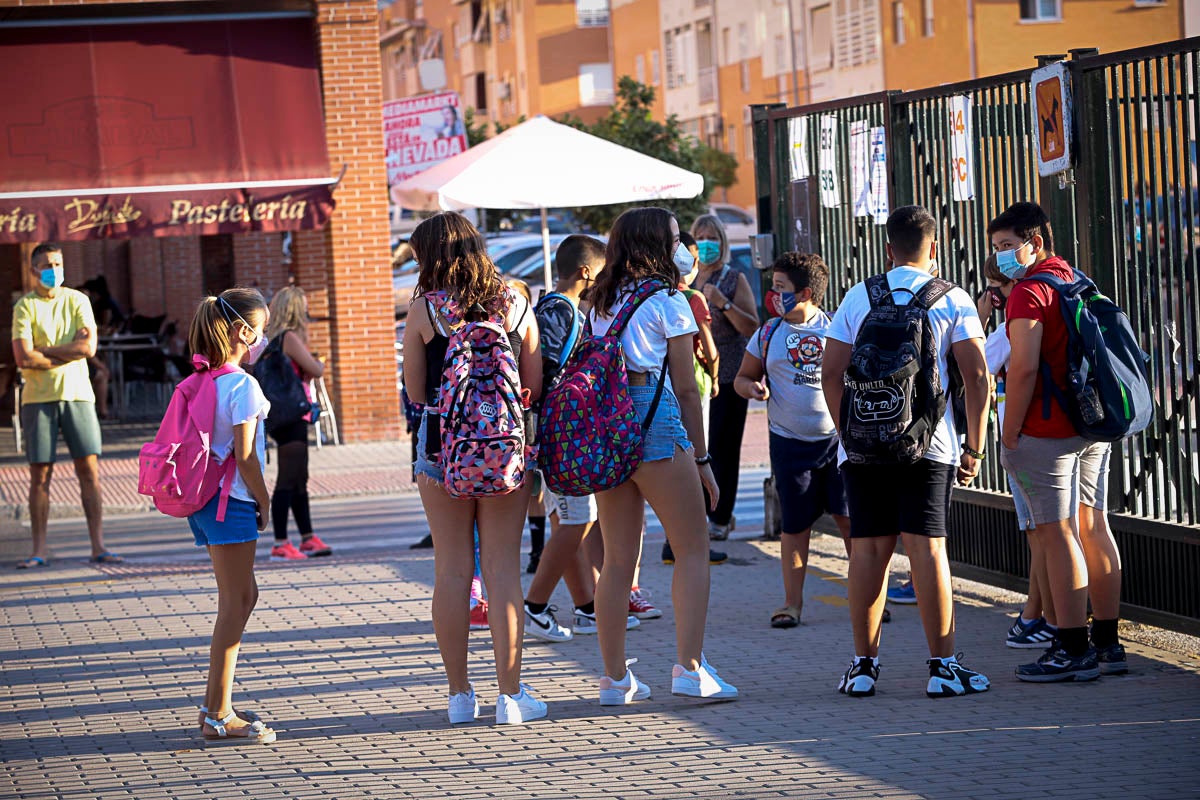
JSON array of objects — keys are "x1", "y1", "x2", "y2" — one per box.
[
  {"x1": 572, "y1": 206, "x2": 739, "y2": 706},
  {"x1": 401, "y1": 211, "x2": 548, "y2": 726}
]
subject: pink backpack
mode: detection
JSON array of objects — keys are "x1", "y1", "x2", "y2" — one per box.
[
  {"x1": 538, "y1": 279, "x2": 669, "y2": 497},
  {"x1": 428, "y1": 291, "x2": 528, "y2": 498},
  {"x1": 137, "y1": 356, "x2": 239, "y2": 521}
]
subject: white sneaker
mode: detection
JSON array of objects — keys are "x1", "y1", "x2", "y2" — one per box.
[
  {"x1": 700, "y1": 654, "x2": 739, "y2": 699},
  {"x1": 525, "y1": 604, "x2": 572, "y2": 643},
  {"x1": 671, "y1": 661, "x2": 739, "y2": 699},
  {"x1": 495, "y1": 684, "x2": 548, "y2": 725},
  {"x1": 572, "y1": 608, "x2": 640, "y2": 635},
  {"x1": 599, "y1": 659, "x2": 652, "y2": 706},
  {"x1": 448, "y1": 683, "x2": 479, "y2": 724}
]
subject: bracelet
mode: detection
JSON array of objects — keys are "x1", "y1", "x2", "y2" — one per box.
[
  {"x1": 694, "y1": 453, "x2": 713, "y2": 466},
  {"x1": 962, "y1": 445, "x2": 985, "y2": 460}
]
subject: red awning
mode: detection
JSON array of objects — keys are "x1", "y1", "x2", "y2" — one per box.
[{"x1": 0, "y1": 16, "x2": 335, "y2": 242}]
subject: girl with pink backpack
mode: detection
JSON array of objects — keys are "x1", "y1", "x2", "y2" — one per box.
[
  {"x1": 402, "y1": 212, "x2": 547, "y2": 726},
  {"x1": 584, "y1": 207, "x2": 738, "y2": 706},
  {"x1": 184, "y1": 289, "x2": 277, "y2": 745}
]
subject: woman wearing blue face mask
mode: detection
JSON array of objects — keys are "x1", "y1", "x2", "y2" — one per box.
[{"x1": 689, "y1": 214, "x2": 759, "y2": 544}]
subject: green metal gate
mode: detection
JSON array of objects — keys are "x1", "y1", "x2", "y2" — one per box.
[{"x1": 751, "y1": 37, "x2": 1200, "y2": 633}]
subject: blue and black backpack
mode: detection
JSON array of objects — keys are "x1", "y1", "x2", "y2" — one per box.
[{"x1": 1024, "y1": 268, "x2": 1153, "y2": 442}]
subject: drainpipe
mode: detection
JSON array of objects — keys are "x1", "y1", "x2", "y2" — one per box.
[
  {"x1": 784, "y1": 0, "x2": 799, "y2": 106},
  {"x1": 966, "y1": 0, "x2": 978, "y2": 79}
]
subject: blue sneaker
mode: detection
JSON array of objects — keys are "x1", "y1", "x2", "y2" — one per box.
[
  {"x1": 886, "y1": 581, "x2": 918, "y2": 605},
  {"x1": 1006, "y1": 617, "x2": 1058, "y2": 649},
  {"x1": 1015, "y1": 644, "x2": 1100, "y2": 683}
]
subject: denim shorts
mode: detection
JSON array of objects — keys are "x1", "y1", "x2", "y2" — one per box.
[
  {"x1": 414, "y1": 411, "x2": 443, "y2": 482},
  {"x1": 188, "y1": 494, "x2": 260, "y2": 547},
  {"x1": 630, "y1": 384, "x2": 692, "y2": 463}
]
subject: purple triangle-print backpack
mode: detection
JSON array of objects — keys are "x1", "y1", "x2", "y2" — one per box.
[
  {"x1": 428, "y1": 290, "x2": 527, "y2": 498},
  {"x1": 538, "y1": 279, "x2": 670, "y2": 497}
]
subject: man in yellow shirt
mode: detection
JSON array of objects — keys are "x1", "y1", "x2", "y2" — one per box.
[{"x1": 11, "y1": 244, "x2": 118, "y2": 568}]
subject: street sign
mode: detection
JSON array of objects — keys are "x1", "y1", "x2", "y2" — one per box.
[
  {"x1": 383, "y1": 91, "x2": 469, "y2": 189},
  {"x1": 1031, "y1": 62, "x2": 1072, "y2": 176}
]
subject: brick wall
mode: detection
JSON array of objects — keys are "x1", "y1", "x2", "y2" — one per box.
[{"x1": 314, "y1": 0, "x2": 401, "y2": 441}]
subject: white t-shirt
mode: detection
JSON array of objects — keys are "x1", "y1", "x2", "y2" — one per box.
[
  {"x1": 827, "y1": 266, "x2": 984, "y2": 466},
  {"x1": 211, "y1": 371, "x2": 271, "y2": 503},
  {"x1": 589, "y1": 286, "x2": 698, "y2": 375},
  {"x1": 984, "y1": 324, "x2": 1011, "y2": 428},
  {"x1": 746, "y1": 311, "x2": 837, "y2": 442}
]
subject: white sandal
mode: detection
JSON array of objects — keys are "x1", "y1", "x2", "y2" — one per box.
[{"x1": 202, "y1": 710, "x2": 277, "y2": 745}]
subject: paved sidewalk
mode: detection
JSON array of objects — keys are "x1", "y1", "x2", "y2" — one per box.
[{"x1": 1, "y1": 477, "x2": 1198, "y2": 800}]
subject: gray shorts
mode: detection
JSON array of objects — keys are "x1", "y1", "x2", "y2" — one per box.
[
  {"x1": 1001, "y1": 435, "x2": 1109, "y2": 526},
  {"x1": 21, "y1": 401, "x2": 103, "y2": 464}
]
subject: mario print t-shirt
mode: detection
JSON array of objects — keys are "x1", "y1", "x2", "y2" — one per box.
[{"x1": 746, "y1": 310, "x2": 836, "y2": 442}]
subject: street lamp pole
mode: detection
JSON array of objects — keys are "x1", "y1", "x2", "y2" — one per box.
[{"x1": 784, "y1": 0, "x2": 800, "y2": 107}]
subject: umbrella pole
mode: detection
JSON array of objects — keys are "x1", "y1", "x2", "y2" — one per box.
[{"x1": 541, "y1": 207, "x2": 552, "y2": 298}]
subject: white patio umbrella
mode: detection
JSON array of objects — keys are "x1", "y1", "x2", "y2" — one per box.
[{"x1": 391, "y1": 114, "x2": 705, "y2": 292}]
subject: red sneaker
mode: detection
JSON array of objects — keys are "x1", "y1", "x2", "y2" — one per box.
[
  {"x1": 299, "y1": 535, "x2": 332, "y2": 557},
  {"x1": 469, "y1": 600, "x2": 490, "y2": 631},
  {"x1": 629, "y1": 588, "x2": 662, "y2": 620},
  {"x1": 270, "y1": 542, "x2": 307, "y2": 561}
]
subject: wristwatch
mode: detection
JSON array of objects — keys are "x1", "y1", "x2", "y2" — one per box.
[
  {"x1": 695, "y1": 453, "x2": 713, "y2": 465},
  {"x1": 721, "y1": 301, "x2": 732, "y2": 311}
]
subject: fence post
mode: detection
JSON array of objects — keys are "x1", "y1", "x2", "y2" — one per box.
[
  {"x1": 887, "y1": 91, "x2": 915, "y2": 208},
  {"x1": 1068, "y1": 48, "x2": 1119, "y2": 295},
  {"x1": 751, "y1": 103, "x2": 787, "y2": 248},
  {"x1": 1035, "y1": 53, "x2": 1080, "y2": 267}
]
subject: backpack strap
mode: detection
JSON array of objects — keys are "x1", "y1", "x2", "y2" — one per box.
[
  {"x1": 757, "y1": 317, "x2": 785, "y2": 390},
  {"x1": 536, "y1": 292, "x2": 582, "y2": 369},
  {"x1": 608, "y1": 279, "x2": 670, "y2": 339},
  {"x1": 1021, "y1": 270, "x2": 1090, "y2": 421},
  {"x1": 911, "y1": 277, "x2": 954, "y2": 309},
  {"x1": 641, "y1": 352, "x2": 670, "y2": 432},
  {"x1": 864, "y1": 274, "x2": 895, "y2": 308}
]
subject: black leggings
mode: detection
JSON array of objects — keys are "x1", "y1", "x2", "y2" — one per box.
[
  {"x1": 270, "y1": 420, "x2": 313, "y2": 541},
  {"x1": 706, "y1": 385, "x2": 748, "y2": 526}
]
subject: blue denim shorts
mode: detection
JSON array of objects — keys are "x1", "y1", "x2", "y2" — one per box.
[
  {"x1": 630, "y1": 384, "x2": 692, "y2": 463},
  {"x1": 414, "y1": 411, "x2": 443, "y2": 482},
  {"x1": 188, "y1": 494, "x2": 260, "y2": 547}
]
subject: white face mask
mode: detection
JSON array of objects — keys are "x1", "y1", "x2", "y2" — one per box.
[
  {"x1": 243, "y1": 330, "x2": 268, "y2": 365},
  {"x1": 673, "y1": 242, "x2": 696, "y2": 281}
]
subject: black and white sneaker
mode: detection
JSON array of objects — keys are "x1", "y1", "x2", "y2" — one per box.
[
  {"x1": 524, "y1": 604, "x2": 572, "y2": 643},
  {"x1": 1095, "y1": 642, "x2": 1128, "y2": 675},
  {"x1": 1015, "y1": 644, "x2": 1101, "y2": 683},
  {"x1": 837, "y1": 657, "x2": 879, "y2": 697},
  {"x1": 1006, "y1": 617, "x2": 1058, "y2": 649},
  {"x1": 927, "y1": 654, "x2": 990, "y2": 697}
]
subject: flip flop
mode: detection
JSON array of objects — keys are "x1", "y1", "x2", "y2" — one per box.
[
  {"x1": 770, "y1": 605, "x2": 802, "y2": 628},
  {"x1": 89, "y1": 552, "x2": 123, "y2": 564},
  {"x1": 16, "y1": 557, "x2": 47, "y2": 569}
]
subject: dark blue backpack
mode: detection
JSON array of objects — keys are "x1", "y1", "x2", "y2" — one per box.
[{"x1": 1024, "y1": 268, "x2": 1153, "y2": 442}]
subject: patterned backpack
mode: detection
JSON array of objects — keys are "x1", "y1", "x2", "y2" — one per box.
[
  {"x1": 428, "y1": 290, "x2": 528, "y2": 498},
  {"x1": 539, "y1": 279, "x2": 670, "y2": 497}
]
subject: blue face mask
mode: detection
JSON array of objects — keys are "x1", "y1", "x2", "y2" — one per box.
[
  {"x1": 696, "y1": 240, "x2": 722, "y2": 266},
  {"x1": 995, "y1": 240, "x2": 1032, "y2": 280},
  {"x1": 38, "y1": 267, "x2": 64, "y2": 289}
]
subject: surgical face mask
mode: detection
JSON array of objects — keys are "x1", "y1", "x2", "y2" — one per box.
[
  {"x1": 673, "y1": 242, "x2": 695, "y2": 277},
  {"x1": 696, "y1": 240, "x2": 722, "y2": 266},
  {"x1": 765, "y1": 290, "x2": 798, "y2": 318},
  {"x1": 38, "y1": 266, "x2": 64, "y2": 290},
  {"x1": 243, "y1": 329, "x2": 267, "y2": 365},
  {"x1": 995, "y1": 240, "x2": 1032, "y2": 280}
]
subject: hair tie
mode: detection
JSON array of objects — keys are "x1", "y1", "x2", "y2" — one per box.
[{"x1": 191, "y1": 354, "x2": 212, "y2": 372}]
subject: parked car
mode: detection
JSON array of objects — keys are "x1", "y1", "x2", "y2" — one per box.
[
  {"x1": 709, "y1": 203, "x2": 758, "y2": 247},
  {"x1": 727, "y1": 242, "x2": 767, "y2": 314},
  {"x1": 508, "y1": 234, "x2": 607, "y2": 297}
]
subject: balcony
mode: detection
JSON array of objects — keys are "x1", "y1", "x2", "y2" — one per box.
[{"x1": 698, "y1": 66, "x2": 716, "y2": 105}]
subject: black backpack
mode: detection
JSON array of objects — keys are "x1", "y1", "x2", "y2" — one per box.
[
  {"x1": 840, "y1": 273, "x2": 954, "y2": 465},
  {"x1": 1023, "y1": 268, "x2": 1153, "y2": 442},
  {"x1": 253, "y1": 335, "x2": 313, "y2": 434}
]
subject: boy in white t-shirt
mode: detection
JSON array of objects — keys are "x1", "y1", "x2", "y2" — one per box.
[
  {"x1": 822, "y1": 205, "x2": 992, "y2": 700},
  {"x1": 735, "y1": 253, "x2": 850, "y2": 629}
]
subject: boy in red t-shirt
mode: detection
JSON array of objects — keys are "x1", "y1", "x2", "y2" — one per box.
[{"x1": 990, "y1": 202, "x2": 1124, "y2": 684}]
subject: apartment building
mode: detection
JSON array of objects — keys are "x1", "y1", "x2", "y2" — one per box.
[
  {"x1": 380, "y1": 0, "x2": 614, "y2": 130},
  {"x1": 882, "y1": 0, "x2": 1186, "y2": 90},
  {"x1": 610, "y1": 0, "x2": 666, "y2": 119}
]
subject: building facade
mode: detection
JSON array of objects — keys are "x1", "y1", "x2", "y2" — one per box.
[
  {"x1": 380, "y1": 0, "x2": 615, "y2": 130},
  {"x1": 0, "y1": 0, "x2": 399, "y2": 442}
]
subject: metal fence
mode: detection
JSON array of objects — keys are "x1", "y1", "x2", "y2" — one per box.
[{"x1": 752, "y1": 37, "x2": 1200, "y2": 632}]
